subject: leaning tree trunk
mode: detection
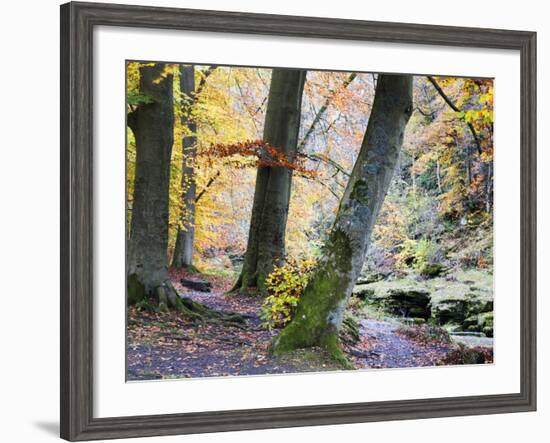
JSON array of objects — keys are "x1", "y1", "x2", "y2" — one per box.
[
  {"x1": 172, "y1": 65, "x2": 197, "y2": 269},
  {"x1": 271, "y1": 74, "x2": 413, "y2": 364},
  {"x1": 126, "y1": 63, "x2": 182, "y2": 310},
  {"x1": 235, "y1": 68, "x2": 306, "y2": 293}
]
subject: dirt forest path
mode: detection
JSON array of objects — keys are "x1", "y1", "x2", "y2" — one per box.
[
  {"x1": 358, "y1": 319, "x2": 451, "y2": 368},
  {"x1": 127, "y1": 273, "x2": 452, "y2": 380}
]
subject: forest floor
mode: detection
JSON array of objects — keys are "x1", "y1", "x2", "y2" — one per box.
[{"x1": 127, "y1": 270, "x2": 462, "y2": 381}]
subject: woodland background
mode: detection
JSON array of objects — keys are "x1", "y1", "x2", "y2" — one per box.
[
  {"x1": 125, "y1": 62, "x2": 495, "y2": 377},
  {"x1": 127, "y1": 65, "x2": 494, "y2": 277}
]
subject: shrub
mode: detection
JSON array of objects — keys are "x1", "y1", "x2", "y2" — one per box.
[
  {"x1": 260, "y1": 258, "x2": 316, "y2": 329},
  {"x1": 395, "y1": 238, "x2": 417, "y2": 269},
  {"x1": 395, "y1": 238, "x2": 444, "y2": 276},
  {"x1": 438, "y1": 344, "x2": 493, "y2": 365}
]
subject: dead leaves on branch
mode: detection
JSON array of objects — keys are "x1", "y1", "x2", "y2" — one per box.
[{"x1": 201, "y1": 139, "x2": 318, "y2": 178}]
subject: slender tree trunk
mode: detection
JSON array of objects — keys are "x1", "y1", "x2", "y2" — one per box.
[
  {"x1": 172, "y1": 65, "x2": 197, "y2": 269},
  {"x1": 271, "y1": 74, "x2": 413, "y2": 364},
  {"x1": 485, "y1": 160, "x2": 493, "y2": 213},
  {"x1": 436, "y1": 159, "x2": 442, "y2": 192},
  {"x1": 126, "y1": 64, "x2": 180, "y2": 307},
  {"x1": 235, "y1": 68, "x2": 306, "y2": 293},
  {"x1": 411, "y1": 156, "x2": 417, "y2": 195},
  {"x1": 465, "y1": 143, "x2": 472, "y2": 186}
]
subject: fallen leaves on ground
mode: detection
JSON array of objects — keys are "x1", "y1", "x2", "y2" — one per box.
[{"x1": 127, "y1": 273, "x2": 488, "y2": 381}]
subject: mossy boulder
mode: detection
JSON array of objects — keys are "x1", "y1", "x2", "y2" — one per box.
[
  {"x1": 353, "y1": 270, "x2": 493, "y2": 332},
  {"x1": 481, "y1": 312, "x2": 494, "y2": 337},
  {"x1": 462, "y1": 312, "x2": 494, "y2": 337},
  {"x1": 356, "y1": 271, "x2": 386, "y2": 285},
  {"x1": 431, "y1": 297, "x2": 469, "y2": 324},
  {"x1": 430, "y1": 290, "x2": 493, "y2": 326},
  {"x1": 467, "y1": 298, "x2": 494, "y2": 315},
  {"x1": 352, "y1": 285, "x2": 376, "y2": 300},
  {"x1": 384, "y1": 288, "x2": 431, "y2": 319},
  {"x1": 428, "y1": 270, "x2": 493, "y2": 327},
  {"x1": 352, "y1": 279, "x2": 431, "y2": 319}
]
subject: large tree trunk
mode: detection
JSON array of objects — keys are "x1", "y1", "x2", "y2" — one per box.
[
  {"x1": 235, "y1": 68, "x2": 306, "y2": 293},
  {"x1": 172, "y1": 65, "x2": 197, "y2": 269},
  {"x1": 126, "y1": 64, "x2": 247, "y2": 324},
  {"x1": 127, "y1": 64, "x2": 180, "y2": 308},
  {"x1": 271, "y1": 74, "x2": 413, "y2": 364}
]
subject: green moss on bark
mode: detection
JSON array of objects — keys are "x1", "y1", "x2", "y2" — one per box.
[
  {"x1": 127, "y1": 273, "x2": 146, "y2": 306},
  {"x1": 349, "y1": 179, "x2": 369, "y2": 204},
  {"x1": 272, "y1": 75, "x2": 413, "y2": 368},
  {"x1": 271, "y1": 229, "x2": 354, "y2": 366}
]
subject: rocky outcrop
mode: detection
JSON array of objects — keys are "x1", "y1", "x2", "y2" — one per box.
[
  {"x1": 352, "y1": 270, "x2": 493, "y2": 336},
  {"x1": 353, "y1": 281, "x2": 431, "y2": 319},
  {"x1": 462, "y1": 312, "x2": 494, "y2": 337},
  {"x1": 430, "y1": 284, "x2": 493, "y2": 334},
  {"x1": 355, "y1": 271, "x2": 386, "y2": 285}
]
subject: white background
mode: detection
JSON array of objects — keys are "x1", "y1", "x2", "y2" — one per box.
[{"x1": 0, "y1": 0, "x2": 547, "y2": 442}]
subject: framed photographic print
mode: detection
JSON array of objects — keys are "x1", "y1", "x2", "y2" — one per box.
[{"x1": 60, "y1": 1, "x2": 537, "y2": 441}]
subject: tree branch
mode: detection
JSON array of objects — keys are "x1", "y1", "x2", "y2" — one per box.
[
  {"x1": 195, "y1": 170, "x2": 221, "y2": 203},
  {"x1": 317, "y1": 179, "x2": 342, "y2": 200},
  {"x1": 234, "y1": 76, "x2": 260, "y2": 134},
  {"x1": 427, "y1": 76, "x2": 482, "y2": 155},
  {"x1": 414, "y1": 106, "x2": 436, "y2": 118},
  {"x1": 305, "y1": 152, "x2": 350, "y2": 177},
  {"x1": 298, "y1": 72, "x2": 357, "y2": 151},
  {"x1": 195, "y1": 66, "x2": 217, "y2": 99}
]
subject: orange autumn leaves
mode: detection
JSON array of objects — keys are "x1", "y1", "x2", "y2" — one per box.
[{"x1": 201, "y1": 139, "x2": 318, "y2": 178}]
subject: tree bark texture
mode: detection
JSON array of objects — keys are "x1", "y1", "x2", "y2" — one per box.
[
  {"x1": 271, "y1": 74, "x2": 413, "y2": 363},
  {"x1": 235, "y1": 68, "x2": 306, "y2": 293},
  {"x1": 172, "y1": 65, "x2": 197, "y2": 269},
  {"x1": 127, "y1": 64, "x2": 179, "y2": 306}
]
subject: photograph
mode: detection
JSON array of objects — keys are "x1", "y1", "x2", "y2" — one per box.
[
  {"x1": 126, "y1": 61, "x2": 495, "y2": 381},
  {"x1": 0, "y1": 0, "x2": 543, "y2": 440}
]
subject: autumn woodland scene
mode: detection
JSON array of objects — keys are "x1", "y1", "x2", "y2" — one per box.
[{"x1": 126, "y1": 61, "x2": 494, "y2": 380}]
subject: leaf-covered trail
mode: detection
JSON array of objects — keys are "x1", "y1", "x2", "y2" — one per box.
[
  {"x1": 357, "y1": 319, "x2": 451, "y2": 368},
  {"x1": 127, "y1": 273, "x2": 452, "y2": 381}
]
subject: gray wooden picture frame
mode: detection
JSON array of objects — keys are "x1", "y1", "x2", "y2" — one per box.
[{"x1": 60, "y1": 1, "x2": 537, "y2": 441}]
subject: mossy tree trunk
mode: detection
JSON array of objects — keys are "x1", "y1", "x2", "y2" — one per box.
[
  {"x1": 271, "y1": 74, "x2": 413, "y2": 364},
  {"x1": 235, "y1": 68, "x2": 306, "y2": 293},
  {"x1": 127, "y1": 63, "x2": 181, "y2": 309},
  {"x1": 172, "y1": 65, "x2": 197, "y2": 269}
]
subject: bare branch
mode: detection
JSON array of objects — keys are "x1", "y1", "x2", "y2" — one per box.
[
  {"x1": 195, "y1": 170, "x2": 221, "y2": 203},
  {"x1": 298, "y1": 72, "x2": 357, "y2": 151},
  {"x1": 427, "y1": 76, "x2": 482, "y2": 155},
  {"x1": 414, "y1": 106, "x2": 436, "y2": 118},
  {"x1": 305, "y1": 152, "x2": 350, "y2": 177},
  {"x1": 317, "y1": 179, "x2": 342, "y2": 200},
  {"x1": 195, "y1": 66, "x2": 217, "y2": 98}
]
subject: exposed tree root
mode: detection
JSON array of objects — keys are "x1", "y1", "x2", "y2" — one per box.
[
  {"x1": 343, "y1": 347, "x2": 378, "y2": 359},
  {"x1": 131, "y1": 278, "x2": 247, "y2": 327},
  {"x1": 340, "y1": 316, "x2": 361, "y2": 345},
  {"x1": 179, "y1": 296, "x2": 247, "y2": 327},
  {"x1": 229, "y1": 273, "x2": 243, "y2": 294}
]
